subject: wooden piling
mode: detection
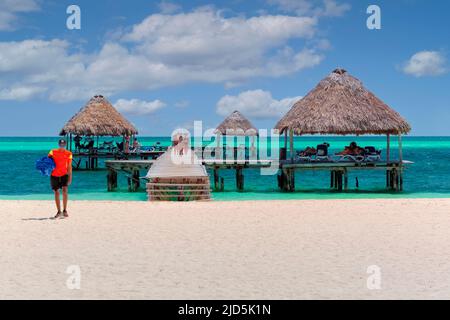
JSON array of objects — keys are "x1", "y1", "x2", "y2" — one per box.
[
  {"x1": 220, "y1": 177, "x2": 224, "y2": 191},
  {"x1": 346, "y1": 172, "x2": 350, "y2": 190},
  {"x1": 280, "y1": 169, "x2": 293, "y2": 192},
  {"x1": 330, "y1": 170, "x2": 335, "y2": 188},
  {"x1": 388, "y1": 168, "x2": 400, "y2": 191},
  {"x1": 284, "y1": 169, "x2": 295, "y2": 192},
  {"x1": 236, "y1": 167, "x2": 244, "y2": 191},
  {"x1": 330, "y1": 170, "x2": 344, "y2": 191},
  {"x1": 399, "y1": 169, "x2": 404, "y2": 191},
  {"x1": 213, "y1": 167, "x2": 219, "y2": 191},
  {"x1": 337, "y1": 171, "x2": 343, "y2": 191},
  {"x1": 386, "y1": 170, "x2": 390, "y2": 188},
  {"x1": 128, "y1": 169, "x2": 140, "y2": 192},
  {"x1": 107, "y1": 168, "x2": 118, "y2": 191}
]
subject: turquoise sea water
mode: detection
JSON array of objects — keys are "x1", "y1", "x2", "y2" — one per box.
[{"x1": 0, "y1": 136, "x2": 449, "y2": 201}]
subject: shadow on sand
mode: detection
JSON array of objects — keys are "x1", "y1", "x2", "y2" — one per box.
[{"x1": 22, "y1": 217, "x2": 54, "y2": 221}]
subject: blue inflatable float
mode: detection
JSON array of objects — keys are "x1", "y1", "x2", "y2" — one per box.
[{"x1": 35, "y1": 157, "x2": 56, "y2": 177}]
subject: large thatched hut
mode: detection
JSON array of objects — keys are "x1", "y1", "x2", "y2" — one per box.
[
  {"x1": 60, "y1": 95, "x2": 138, "y2": 137},
  {"x1": 60, "y1": 95, "x2": 138, "y2": 156},
  {"x1": 275, "y1": 68, "x2": 411, "y2": 162}
]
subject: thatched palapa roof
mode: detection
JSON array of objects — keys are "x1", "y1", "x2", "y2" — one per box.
[
  {"x1": 60, "y1": 95, "x2": 138, "y2": 136},
  {"x1": 275, "y1": 69, "x2": 411, "y2": 135},
  {"x1": 215, "y1": 110, "x2": 257, "y2": 136}
]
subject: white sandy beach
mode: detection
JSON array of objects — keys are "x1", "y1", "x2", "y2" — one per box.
[{"x1": 1, "y1": 198, "x2": 450, "y2": 300}]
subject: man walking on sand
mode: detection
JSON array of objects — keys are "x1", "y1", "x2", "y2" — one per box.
[{"x1": 48, "y1": 139, "x2": 73, "y2": 219}]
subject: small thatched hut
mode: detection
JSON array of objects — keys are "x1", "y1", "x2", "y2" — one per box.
[
  {"x1": 275, "y1": 69, "x2": 411, "y2": 162},
  {"x1": 215, "y1": 110, "x2": 257, "y2": 136},
  {"x1": 214, "y1": 110, "x2": 258, "y2": 162},
  {"x1": 60, "y1": 95, "x2": 138, "y2": 137}
]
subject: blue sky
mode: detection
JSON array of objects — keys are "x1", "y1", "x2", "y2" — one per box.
[{"x1": 0, "y1": 0, "x2": 449, "y2": 136}]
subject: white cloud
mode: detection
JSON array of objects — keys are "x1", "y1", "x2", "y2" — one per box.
[
  {"x1": 175, "y1": 100, "x2": 189, "y2": 108},
  {"x1": 268, "y1": 0, "x2": 350, "y2": 17},
  {"x1": 403, "y1": 51, "x2": 448, "y2": 77},
  {"x1": 158, "y1": 1, "x2": 182, "y2": 14},
  {"x1": 0, "y1": 0, "x2": 39, "y2": 31},
  {"x1": 322, "y1": 0, "x2": 351, "y2": 17},
  {"x1": 122, "y1": 9, "x2": 318, "y2": 63},
  {"x1": 0, "y1": 85, "x2": 46, "y2": 101},
  {"x1": 114, "y1": 99, "x2": 166, "y2": 115},
  {"x1": 0, "y1": 7, "x2": 328, "y2": 102},
  {"x1": 216, "y1": 90, "x2": 301, "y2": 119}
]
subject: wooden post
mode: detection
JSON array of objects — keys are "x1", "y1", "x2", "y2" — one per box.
[
  {"x1": 134, "y1": 170, "x2": 140, "y2": 190},
  {"x1": 386, "y1": 134, "x2": 390, "y2": 163},
  {"x1": 284, "y1": 169, "x2": 295, "y2": 192},
  {"x1": 386, "y1": 170, "x2": 390, "y2": 189},
  {"x1": 393, "y1": 169, "x2": 399, "y2": 191},
  {"x1": 280, "y1": 169, "x2": 288, "y2": 192},
  {"x1": 128, "y1": 169, "x2": 140, "y2": 192},
  {"x1": 337, "y1": 171, "x2": 343, "y2": 191},
  {"x1": 213, "y1": 167, "x2": 219, "y2": 191},
  {"x1": 399, "y1": 168, "x2": 404, "y2": 191},
  {"x1": 291, "y1": 169, "x2": 295, "y2": 192},
  {"x1": 90, "y1": 155, "x2": 95, "y2": 170},
  {"x1": 334, "y1": 171, "x2": 339, "y2": 190},
  {"x1": 216, "y1": 134, "x2": 221, "y2": 160},
  {"x1": 344, "y1": 169, "x2": 348, "y2": 191},
  {"x1": 236, "y1": 167, "x2": 244, "y2": 191},
  {"x1": 284, "y1": 130, "x2": 288, "y2": 149},
  {"x1": 289, "y1": 128, "x2": 294, "y2": 163},
  {"x1": 398, "y1": 133, "x2": 403, "y2": 165},
  {"x1": 389, "y1": 169, "x2": 394, "y2": 190},
  {"x1": 330, "y1": 170, "x2": 335, "y2": 188},
  {"x1": 107, "y1": 168, "x2": 118, "y2": 191}
]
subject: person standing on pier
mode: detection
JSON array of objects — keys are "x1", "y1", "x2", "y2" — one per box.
[{"x1": 48, "y1": 139, "x2": 73, "y2": 219}]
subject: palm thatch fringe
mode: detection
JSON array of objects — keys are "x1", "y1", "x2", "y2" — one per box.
[
  {"x1": 60, "y1": 95, "x2": 138, "y2": 136},
  {"x1": 275, "y1": 69, "x2": 411, "y2": 135}
]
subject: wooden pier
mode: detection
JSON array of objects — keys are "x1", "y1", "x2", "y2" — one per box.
[
  {"x1": 105, "y1": 158, "x2": 273, "y2": 192},
  {"x1": 105, "y1": 158, "x2": 411, "y2": 193},
  {"x1": 278, "y1": 160, "x2": 410, "y2": 192}
]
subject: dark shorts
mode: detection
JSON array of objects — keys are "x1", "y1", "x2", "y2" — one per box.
[{"x1": 51, "y1": 175, "x2": 69, "y2": 190}]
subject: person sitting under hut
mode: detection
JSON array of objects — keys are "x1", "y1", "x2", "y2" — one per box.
[
  {"x1": 336, "y1": 142, "x2": 364, "y2": 156},
  {"x1": 299, "y1": 146, "x2": 317, "y2": 157},
  {"x1": 132, "y1": 137, "x2": 141, "y2": 152}
]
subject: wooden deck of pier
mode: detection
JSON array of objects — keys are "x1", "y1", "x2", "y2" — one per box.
[{"x1": 73, "y1": 150, "x2": 166, "y2": 170}]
